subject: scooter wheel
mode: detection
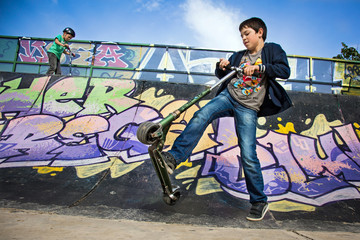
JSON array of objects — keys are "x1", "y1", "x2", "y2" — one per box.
[
  {"x1": 136, "y1": 121, "x2": 160, "y2": 145},
  {"x1": 162, "y1": 189, "x2": 180, "y2": 206}
]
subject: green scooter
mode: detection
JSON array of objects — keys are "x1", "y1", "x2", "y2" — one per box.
[{"x1": 136, "y1": 65, "x2": 242, "y2": 205}]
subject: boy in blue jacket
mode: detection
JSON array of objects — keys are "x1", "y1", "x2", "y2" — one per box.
[{"x1": 162, "y1": 17, "x2": 292, "y2": 221}]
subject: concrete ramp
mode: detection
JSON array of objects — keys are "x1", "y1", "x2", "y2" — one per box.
[{"x1": 0, "y1": 72, "x2": 360, "y2": 231}]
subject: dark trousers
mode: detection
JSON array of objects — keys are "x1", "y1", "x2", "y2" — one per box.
[{"x1": 46, "y1": 52, "x2": 61, "y2": 75}]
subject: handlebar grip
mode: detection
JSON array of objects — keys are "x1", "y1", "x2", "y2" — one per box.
[
  {"x1": 216, "y1": 62, "x2": 243, "y2": 74},
  {"x1": 224, "y1": 64, "x2": 232, "y2": 70},
  {"x1": 216, "y1": 62, "x2": 232, "y2": 70}
]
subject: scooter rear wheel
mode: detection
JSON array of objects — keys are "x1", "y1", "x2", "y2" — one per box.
[{"x1": 162, "y1": 188, "x2": 180, "y2": 206}]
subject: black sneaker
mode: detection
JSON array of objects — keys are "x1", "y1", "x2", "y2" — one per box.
[
  {"x1": 246, "y1": 202, "x2": 269, "y2": 221},
  {"x1": 161, "y1": 152, "x2": 177, "y2": 175}
]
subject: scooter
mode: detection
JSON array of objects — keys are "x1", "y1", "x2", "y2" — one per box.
[
  {"x1": 67, "y1": 47, "x2": 77, "y2": 76},
  {"x1": 136, "y1": 65, "x2": 243, "y2": 205}
]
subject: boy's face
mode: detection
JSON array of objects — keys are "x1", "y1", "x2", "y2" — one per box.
[
  {"x1": 240, "y1": 26, "x2": 263, "y2": 53},
  {"x1": 63, "y1": 33, "x2": 73, "y2": 41}
]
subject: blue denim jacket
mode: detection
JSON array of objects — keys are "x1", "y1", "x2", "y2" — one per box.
[{"x1": 215, "y1": 42, "x2": 293, "y2": 117}]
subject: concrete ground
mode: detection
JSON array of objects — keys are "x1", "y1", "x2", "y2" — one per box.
[{"x1": 1, "y1": 208, "x2": 359, "y2": 240}]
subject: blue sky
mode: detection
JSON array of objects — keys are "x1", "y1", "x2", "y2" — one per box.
[{"x1": 0, "y1": 0, "x2": 359, "y2": 59}]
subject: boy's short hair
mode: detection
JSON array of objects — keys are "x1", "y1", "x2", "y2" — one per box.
[{"x1": 239, "y1": 17, "x2": 267, "y2": 41}]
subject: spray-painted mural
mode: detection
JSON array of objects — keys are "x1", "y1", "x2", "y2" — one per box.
[
  {"x1": 4, "y1": 38, "x2": 228, "y2": 84},
  {"x1": 1, "y1": 36, "x2": 360, "y2": 95},
  {"x1": 1, "y1": 73, "x2": 359, "y2": 212}
]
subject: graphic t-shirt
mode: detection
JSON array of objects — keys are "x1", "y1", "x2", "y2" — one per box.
[
  {"x1": 227, "y1": 50, "x2": 267, "y2": 112},
  {"x1": 48, "y1": 34, "x2": 67, "y2": 60}
]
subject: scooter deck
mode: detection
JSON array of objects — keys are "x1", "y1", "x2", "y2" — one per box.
[{"x1": 148, "y1": 144, "x2": 180, "y2": 205}]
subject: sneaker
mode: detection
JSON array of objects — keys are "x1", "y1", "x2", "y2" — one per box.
[
  {"x1": 161, "y1": 152, "x2": 177, "y2": 175},
  {"x1": 246, "y1": 202, "x2": 269, "y2": 221}
]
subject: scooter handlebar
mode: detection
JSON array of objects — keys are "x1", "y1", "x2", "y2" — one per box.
[
  {"x1": 216, "y1": 62, "x2": 243, "y2": 73},
  {"x1": 224, "y1": 64, "x2": 243, "y2": 73}
]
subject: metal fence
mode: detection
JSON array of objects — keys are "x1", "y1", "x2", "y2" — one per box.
[{"x1": 1, "y1": 35, "x2": 359, "y2": 95}]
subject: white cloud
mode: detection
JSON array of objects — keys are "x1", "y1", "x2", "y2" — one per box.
[{"x1": 182, "y1": 0, "x2": 246, "y2": 51}]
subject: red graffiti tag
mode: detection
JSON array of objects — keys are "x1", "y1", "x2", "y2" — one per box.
[
  {"x1": 93, "y1": 44, "x2": 127, "y2": 68},
  {"x1": 18, "y1": 40, "x2": 48, "y2": 63}
]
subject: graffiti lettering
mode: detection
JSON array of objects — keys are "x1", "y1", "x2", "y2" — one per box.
[
  {"x1": 1, "y1": 74, "x2": 360, "y2": 207},
  {"x1": 18, "y1": 40, "x2": 48, "y2": 63},
  {"x1": 93, "y1": 44, "x2": 128, "y2": 68}
]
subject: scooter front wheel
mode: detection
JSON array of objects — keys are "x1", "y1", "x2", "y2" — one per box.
[{"x1": 136, "y1": 121, "x2": 160, "y2": 145}]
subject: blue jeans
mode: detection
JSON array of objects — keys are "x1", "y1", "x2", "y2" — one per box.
[{"x1": 169, "y1": 88, "x2": 267, "y2": 203}]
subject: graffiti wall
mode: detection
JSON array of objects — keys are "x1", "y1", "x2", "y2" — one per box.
[
  {"x1": 1, "y1": 36, "x2": 360, "y2": 95},
  {"x1": 0, "y1": 37, "x2": 231, "y2": 85},
  {"x1": 0, "y1": 72, "x2": 360, "y2": 212}
]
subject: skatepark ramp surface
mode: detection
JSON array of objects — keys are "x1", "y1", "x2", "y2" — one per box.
[{"x1": 0, "y1": 72, "x2": 360, "y2": 232}]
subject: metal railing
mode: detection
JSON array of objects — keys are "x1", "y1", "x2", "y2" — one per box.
[{"x1": 1, "y1": 35, "x2": 359, "y2": 95}]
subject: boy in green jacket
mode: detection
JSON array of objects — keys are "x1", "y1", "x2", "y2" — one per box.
[{"x1": 46, "y1": 27, "x2": 76, "y2": 75}]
